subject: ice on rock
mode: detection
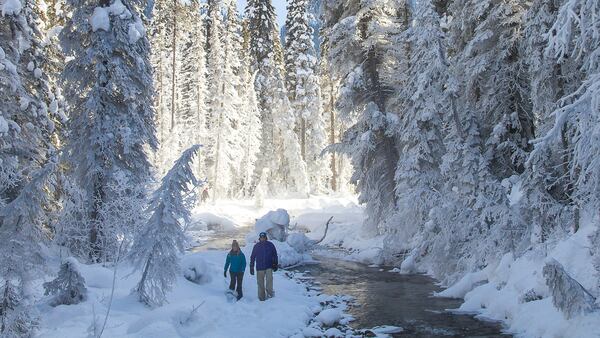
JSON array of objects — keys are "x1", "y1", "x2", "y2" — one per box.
[
  {"x1": 34, "y1": 68, "x2": 42, "y2": 78},
  {"x1": 2, "y1": 0, "x2": 22, "y2": 16},
  {"x1": 315, "y1": 308, "x2": 342, "y2": 326},
  {"x1": 0, "y1": 46, "x2": 5, "y2": 59},
  {"x1": 90, "y1": 7, "x2": 110, "y2": 32},
  {"x1": 27, "y1": 61, "x2": 34, "y2": 71}
]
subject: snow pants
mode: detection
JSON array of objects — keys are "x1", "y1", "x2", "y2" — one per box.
[
  {"x1": 229, "y1": 272, "x2": 244, "y2": 300},
  {"x1": 256, "y1": 268, "x2": 274, "y2": 301}
]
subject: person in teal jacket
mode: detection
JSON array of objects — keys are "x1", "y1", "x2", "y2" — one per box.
[{"x1": 224, "y1": 240, "x2": 246, "y2": 300}]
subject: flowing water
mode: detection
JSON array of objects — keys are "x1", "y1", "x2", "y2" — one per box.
[
  {"x1": 297, "y1": 257, "x2": 510, "y2": 337},
  {"x1": 194, "y1": 226, "x2": 510, "y2": 337}
]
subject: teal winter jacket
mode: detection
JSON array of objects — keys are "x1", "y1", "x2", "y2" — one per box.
[{"x1": 224, "y1": 252, "x2": 246, "y2": 273}]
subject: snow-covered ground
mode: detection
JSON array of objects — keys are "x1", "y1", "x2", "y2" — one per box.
[
  {"x1": 36, "y1": 195, "x2": 366, "y2": 338},
  {"x1": 37, "y1": 249, "x2": 326, "y2": 337}
]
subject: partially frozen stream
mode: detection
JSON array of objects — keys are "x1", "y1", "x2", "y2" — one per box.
[
  {"x1": 194, "y1": 225, "x2": 510, "y2": 337},
  {"x1": 298, "y1": 257, "x2": 510, "y2": 337}
]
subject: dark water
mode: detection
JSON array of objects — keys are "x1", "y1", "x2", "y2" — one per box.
[
  {"x1": 299, "y1": 257, "x2": 510, "y2": 337},
  {"x1": 192, "y1": 226, "x2": 509, "y2": 337}
]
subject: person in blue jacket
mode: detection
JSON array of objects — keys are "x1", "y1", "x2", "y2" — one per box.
[
  {"x1": 250, "y1": 232, "x2": 278, "y2": 301},
  {"x1": 224, "y1": 240, "x2": 246, "y2": 300}
]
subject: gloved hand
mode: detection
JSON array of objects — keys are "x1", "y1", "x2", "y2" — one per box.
[
  {"x1": 250, "y1": 267, "x2": 255, "y2": 275},
  {"x1": 224, "y1": 271, "x2": 227, "y2": 278},
  {"x1": 272, "y1": 263, "x2": 278, "y2": 272}
]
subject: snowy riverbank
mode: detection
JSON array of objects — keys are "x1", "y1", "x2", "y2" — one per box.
[{"x1": 38, "y1": 249, "x2": 327, "y2": 337}]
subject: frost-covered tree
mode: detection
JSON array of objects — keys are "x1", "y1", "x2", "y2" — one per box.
[
  {"x1": 322, "y1": 0, "x2": 406, "y2": 235},
  {"x1": 130, "y1": 145, "x2": 200, "y2": 307},
  {"x1": 285, "y1": 0, "x2": 329, "y2": 193},
  {"x1": 246, "y1": 0, "x2": 308, "y2": 196},
  {"x1": 0, "y1": 280, "x2": 38, "y2": 337},
  {"x1": 0, "y1": 0, "x2": 59, "y2": 208},
  {"x1": 150, "y1": 0, "x2": 200, "y2": 174},
  {"x1": 59, "y1": 0, "x2": 156, "y2": 262},
  {"x1": 384, "y1": 0, "x2": 447, "y2": 260},
  {"x1": 43, "y1": 257, "x2": 87, "y2": 306},
  {"x1": 0, "y1": 162, "x2": 54, "y2": 337},
  {"x1": 205, "y1": 0, "x2": 244, "y2": 199}
]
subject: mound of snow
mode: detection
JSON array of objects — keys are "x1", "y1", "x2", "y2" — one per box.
[
  {"x1": 272, "y1": 240, "x2": 312, "y2": 268},
  {"x1": 181, "y1": 253, "x2": 212, "y2": 284},
  {"x1": 194, "y1": 212, "x2": 236, "y2": 230},
  {"x1": 286, "y1": 232, "x2": 313, "y2": 253},
  {"x1": 323, "y1": 327, "x2": 344, "y2": 337},
  {"x1": 315, "y1": 308, "x2": 342, "y2": 326},
  {"x1": 302, "y1": 326, "x2": 323, "y2": 337}
]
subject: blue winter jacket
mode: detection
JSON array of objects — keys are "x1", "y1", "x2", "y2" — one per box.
[
  {"x1": 250, "y1": 241, "x2": 278, "y2": 271},
  {"x1": 224, "y1": 252, "x2": 247, "y2": 273}
]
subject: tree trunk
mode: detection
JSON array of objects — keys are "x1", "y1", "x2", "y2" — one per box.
[
  {"x1": 329, "y1": 82, "x2": 337, "y2": 191},
  {"x1": 170, "y1": 2, "x2": 177, "y2": 131}
]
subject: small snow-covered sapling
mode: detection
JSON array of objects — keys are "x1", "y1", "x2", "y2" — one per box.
[{"x1": 43, "y1": 258, "x2": 87, "y2": 306}]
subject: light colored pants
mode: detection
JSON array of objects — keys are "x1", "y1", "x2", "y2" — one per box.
[{"x1": 256, "y1": 269, "x2": 274, "y2": 301}]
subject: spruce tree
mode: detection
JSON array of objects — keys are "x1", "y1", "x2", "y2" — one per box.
[{"x1": 59, "y1": 0, "x2": 156, "y2": 262}]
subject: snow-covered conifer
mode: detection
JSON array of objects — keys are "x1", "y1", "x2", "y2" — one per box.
[
  {"x1": 43, "y1": 258, "x2": 87, "y2": 306},
  {"x1": 384, "y1": 0, "x2": 447, "y2": 260},
  {"x1": 130, "y1": 145, "x2": 200, "y2": 307},
  {"x1": 285, "y1": 0, "x2": 329, "y2": 193},
  {"x1": 59, "y1": 0, "x2": 156, "y2": 262},
  {"x1": 0, "y1": 280, "x2": 38, "y2": 337}
]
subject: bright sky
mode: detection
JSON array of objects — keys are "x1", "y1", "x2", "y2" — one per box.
[{"x1": 237, "y1": 0, "x2": 288, "y2": 28}]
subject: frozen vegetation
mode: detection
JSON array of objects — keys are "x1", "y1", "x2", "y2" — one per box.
[{"x1": 1, "y1": 0, "x2": 600, "y2": 335}]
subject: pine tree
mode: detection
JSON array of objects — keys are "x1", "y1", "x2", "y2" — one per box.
[
  {"x1": 0, "y1": 0, "x2": 58, "y2": 208},
  {"x1": 384, "y1": 0, "x2": 447, "y2": 261},
  {"x1": 130, "y1": 145, "x2": 200, "y2": 307},
  {"x1": 245, "y1": 0, "x2": 308, "y2": 196},
  {"x1": 285, "y1": 0, "x2": 329, "y2": 193},
  {"x1": 205, "y1": 0, "x2": 245, "y2": 199},
  {"x1": 321, "y1": 0, "x2": 406, "y2": 235},
  {"x1": 59, "y1": 0, "x2": 156, "y2": 262}
]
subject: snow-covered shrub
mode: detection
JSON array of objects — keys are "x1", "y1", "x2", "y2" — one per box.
[
  {"x1": 43, "y1": 258, "x2": 87, "y2": 306},
  {"x1": 182, "y1": 254, "x2": 212, "y2": 285},
  {"x1": 543, "y1": 259, "x2": 597, "y2": 319},
  {"x1": 0, "y1": 280, "x2": 39, "y2": 337}
]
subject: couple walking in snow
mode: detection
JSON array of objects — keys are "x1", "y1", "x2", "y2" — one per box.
[{"x1": 223, "y1": 232, "x2": 279, "y2": 301}]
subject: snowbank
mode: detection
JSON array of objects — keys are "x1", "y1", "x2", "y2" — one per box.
[
  {"x1": 442, "y1": 223, "x2": 600, "y2": 338},
  {"x1": 38, "y1": 250, "x2": 323, "y2": 337}
]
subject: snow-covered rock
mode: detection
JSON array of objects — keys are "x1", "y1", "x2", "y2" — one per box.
[
  {"x1": 286, "y1": 232, "x2": 313, "y2": 253},
  {"x1": 323, "y1": 327, "x2": 344, "y2": 337},
  {"x1": 253, "y1": 209, "x2": 290, "y2": 241},
  {"x1": 315, "y1": 308, "x2": 342, "y2": 326},
  {"x1": 302, "y1": 326, "x2": 323, "y2": 337},
  {"x1": 181, "y1": 253, "x2": 212, "y2": 285},
  {"x1": 543, "y1": 259, "x2": 597, "y2": 319}
]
